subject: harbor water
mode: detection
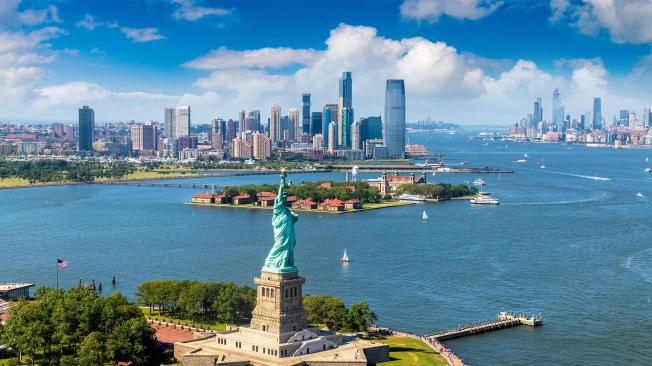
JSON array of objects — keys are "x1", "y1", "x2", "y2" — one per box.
[{"x1": 2, "y1": 132, "x2": 652, "y2": 365}]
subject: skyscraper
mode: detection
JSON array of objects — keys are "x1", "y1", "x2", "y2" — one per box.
[
  {"x1": 288, "y1": 108, "x2": 300, "y2": 142},
  {"x1": 322, "y1": 104, "x2": 338, "y2": 149},
  {"x1": 384, "y1": 80, "x2": 405, "y2": 158},
  {"x1": 360, "y1": 116, "x2": 382, "y2": 142},
  {"x1": 175, "y1": 106, "x2": 190, "y2": 137},
  {"x1": 533, "y1": 97, "x2": 542, "y2": 125},
  {"x1": 328, "y1": 121, "x2": 338, "y2": 154},
  {"x1": 338, "y1": 71, "x2": 352, "y2": 145},
  {"x1": 239, "y1": 109, "x2": 246, "y2": 131},
  {"x1": 311, "y1": 112, "x2": 322, "y2": 135},
  {"x1": 302, "y1": 94, "x2": 311, "y2": 135},
  {"x1": 593, "y1": 97, "x2": 602, "y2": 130},
  {"x1": 270, "y1": 105, "x2": 281, "y2": 142},
  {"x1": 252, "y1": 131, "x2": 272, "y2": 160},
  {"x1": 341, "y1": 107, "x2": 353, "y2": 148},
  {"x1": 619, "y1": 110, "x2": 629, "y2": 126},
  {"x1": 552, "y1": 89, "x2": 564, "y2": 128},
  {"x1": 351, "y1": 120, "x2": 361, "y2": 150},
  {"x1": 78, "y1": 105, "x2": 94, "y2": 155},
  {"x1": 164, "y1": 107, "x2": 176, "y2": 139}
]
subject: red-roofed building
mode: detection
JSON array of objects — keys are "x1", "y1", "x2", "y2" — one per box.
[
  {"x1": 345, "y1": 199, "x2": 362, "y2": 210},
  {"x1": 214, "y1": 194, "x2": 231, "y2": 204},
  {"x1": 319, "y1": 182, "x2": 333, "y2": 188},
  {"x1": 292, "y1": 199, "x2": 318, "y2": 210},
  {"x1": 286, "y1": 196, "x2": 298, "y2": 206},
  {"x1": 368, "y1": 172, "x2": 428, "y2": 195},
  {"x1": 318, "y1": 199, "x2": 345, "y2": 212},
  {"x1": 257, "y1": 192, "x2": 276, "y2": 206},
  {"x1": 191, "y1": 193, "x2": 215, "y2": 204},
  {"x1": 233, "y1": 194, "x2": 251, "y2": 205}
]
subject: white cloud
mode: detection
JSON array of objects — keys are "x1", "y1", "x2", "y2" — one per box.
[
  {"x1": 170, "y1": 0, "x2": 230, "y2": 21},
  {"x1": 120, "y1": 27, "x2": 166, "y2": 43},
  {"x1": 551, "y1": 0, "x2": 652, "y2": 44},
  {"x1": 0, "y1": 0, "x2": 61, "y2": 27},
  {"x1": 184, "y1": 47, "x2": 319, "y2": 69},
  {"x1": 75, "y1": 15, "x2": 165, "y2": 43},
  {"x1": 400, "y1": 0, "x2": 502, "y2": 22}
]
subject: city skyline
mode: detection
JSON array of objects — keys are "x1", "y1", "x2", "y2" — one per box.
[{"x1": 3, "y1": 1, "x2": 652, "y2": 124}]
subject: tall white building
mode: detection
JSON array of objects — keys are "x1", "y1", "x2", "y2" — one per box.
[
  {"x1": 164, "y1": 107, "x2": 176, "y2": 139},
  {"x1": 270, "y1": 104, "x2": 281, "y2": 142},
  {"x1": 288, "y1": 108, "x2": 300, "y2": 142},
  {"x1": 351, "y1": 120, "x2": 361, "y2": 150},
  {"x1": 176, "y1": 106, "x2": 191, "y2": 138},
  {"x1": 328, "y1": 121, "x2": 338, "y2": 154}
]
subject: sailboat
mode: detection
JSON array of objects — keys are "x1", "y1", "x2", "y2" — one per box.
[
  {"x1": 539, "y1": 158, "x2": 546, "y2": 169},
  {"x1": 340, "y1": 249, "x2": 349, "y2": 264},
  {"x1": 422, "y1": 210, "x2": 429, "y2": 221},
  {"x1": 646, "y1": 157, "x2": 649, "y2": 162}
]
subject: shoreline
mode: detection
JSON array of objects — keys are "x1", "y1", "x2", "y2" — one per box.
[
  {"x1": 0, "y1": 173, "x2": 214, "y2": 190},
  {"x1": 187, "y1": 200, "x2": 416, "y2": 214}
]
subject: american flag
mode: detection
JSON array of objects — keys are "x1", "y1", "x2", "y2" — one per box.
[{"x1": 57, "y1": 259, "x2": 68, "y2": 268}]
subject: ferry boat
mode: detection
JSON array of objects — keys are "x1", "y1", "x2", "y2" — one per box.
[
  {"x1": 515, "y1": 159, "x2": 527, "y2": 163},
  {"x1": 470, "y1": 195, "x2": 500, "y2": 205},
  {"x1": 399, "y1": 193, "x2": 426, "y2": 201},
  {"x1": 340, "y1": 249, "x2": 349, "y2": 264},
  {"x1": 473, "y1": 178, "x2": 486, "y2": 186}
]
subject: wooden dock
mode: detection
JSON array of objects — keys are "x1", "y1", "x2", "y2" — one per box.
[{"x1": 430, "y1": 312, "x2": 543, "y2": 341}]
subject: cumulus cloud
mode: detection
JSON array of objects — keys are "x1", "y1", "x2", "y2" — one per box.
[
  {"x1": 120, "y1": 27, "x2": 166, "y2": 43},
  {"x1": 170, "y1": 0, "x2": 230, "y2": 21},
  {"x1": 75, "y1": 15, "x2": 165, "y2": 43},
  {"x1": 551, "y1": 0, "x2": 652, "y2": 44},
  {"x1": 0, "y1": 0, "x2": 61, "y2": 27},
  {"x1": 400, "y1": 0, "x2": 502, "y2": 22},
  {"x1": 184, "y1": 47, "x2": 319, "y2": 70}
]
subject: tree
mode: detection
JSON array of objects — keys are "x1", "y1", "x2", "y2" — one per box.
[
  {"x1": 78, "y1": 332, "x2": 106, "y2": 366},
  {"x1": 303, "y1": 295, "x2": 348, "y2": 330},
  {"x1": 346, "y1": 301, "x2": 377, "y2": 332},
  {"x1": 2, "y1": 300, "x2": 52, "y2": 365}
]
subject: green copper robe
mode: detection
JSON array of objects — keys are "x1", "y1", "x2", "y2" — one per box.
[{"x1": 262, "y1": 173, "x2": 299, "y2": 273}]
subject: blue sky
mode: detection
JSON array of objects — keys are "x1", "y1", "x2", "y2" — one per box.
[{"x1": 3, "y1": 0, "x2": 652, "y2": 124}]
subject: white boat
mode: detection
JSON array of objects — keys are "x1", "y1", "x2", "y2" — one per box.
[
  {"x1": 539, "y1": 158, "x2": 546, "y2": 169},
  {"x1": 645, "y1": 168, "x2": 651, "y2": 173},
  {"x1": 340, "y1": 249, "x2": 349, "y2": 263},
  {"x1": 646, "y1": 157, "x2": 649, "y2": 162},
  {"x1": 473, "y1": 178, "x2": 486, "y2": 186},
  {"x1": 399, "y1": 193, "x2": 426, "y2": 201},
  {"x1": 591, "y1": 173, "x2": 610, "y2": 181},
  {"x1": 636, "y1": 192, "x2": 646, "y2": 198},
  {"x1": 515, "y1": 159, "x2": 527, "y2": 163},
  {"x1": 422, "y1": 210, "x2": 428, "y2": 221},
  {"x1": 470, "y1": 195, "x2": 500, "y2": 205},
  {"x1": 524, "y1": 153, "x2": 529, "y2": 158}
]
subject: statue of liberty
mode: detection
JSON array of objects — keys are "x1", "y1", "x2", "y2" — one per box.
[{"x1": 262, "y1": 170, "x2": 299, "y2": 273}]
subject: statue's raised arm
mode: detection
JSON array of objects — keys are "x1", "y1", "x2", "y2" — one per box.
[{"x1": 262, "y1": 171, "x2": 299, "y2": 273}]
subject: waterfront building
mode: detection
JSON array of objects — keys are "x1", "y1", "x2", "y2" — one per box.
[
  {"x1": 360, "y1": 116, "x2": 382, "y2": 142},
  {"x1": 593, "y1": 97, "x2": 602, "y2": 130},
  {"x1": 338, "y1": 71, "x2": 352, "y2": 145},
  {"x1": 270, "y1": 104, "x2": 281, "y2": 143},
  {"x1": 175, "y1": 106, "x2": 190, "y2": 138},
  {"x1": 312, "y1": 134, "x2": 324, "y2": 149},
  {"x1": 368, "y1": 172, "x2": 427, "y2": 196},
  {"x1": 340, "y1": 107, "x2": 353, "y2": 148},
  {"x1": 311, "y1": 112, "x2": 322, "y2": 135},
  {"x1": 78, "y1": 105, "x2": 94, "y2": 155},
  {"x1": 253, "y1": 131, "x2": 272, "y2": 160},
  {"x1": 334, "y1": 149, "x2": 364, "y2": 160},
  {"x1": 364, "y1": 138, "x2": 384, "y2": 158},
  {"x1": 351, "y1": 120, "x2": 361, "y2": 150},
  {"x1": 322, "y1": 104, "x2": 338, "y2": 149},
  {"x1": 384, "y1": 79, "x2": 406, "y2": 158},
  {"x1": 175, "y1": 174, "x2": 389, "y2": 365},
  {"x1": 0, "y1": 283, "x2": 34, "y2": 301},
  {"x1": 328, "y1": 121, "x2": 338, "y2": 154},
  {"x1": 302, "y1": 93, "x2": 311, "y2": 135},
  {"x1": 164, "y1": 107, "x2": 176, "y2": 138},
  {"x1": 288, "y1": 108, "x2": 301, "y2": 142}
]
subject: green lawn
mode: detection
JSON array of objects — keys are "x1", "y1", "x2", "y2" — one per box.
[
  {"x1": 140, "y1": 307, "x2": 229, "y2": 331},
  {"x1": 376, "y1": 336, "x2": 448, "y2": 366}
]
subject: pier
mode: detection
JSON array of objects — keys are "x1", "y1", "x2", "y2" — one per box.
[{"x1": 430, "y1": 312, "x2": 543, "y2": 341}]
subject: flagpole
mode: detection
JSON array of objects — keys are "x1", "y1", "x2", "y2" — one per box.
[{"x1": 56, "y1": 261, "x2": 59, "y2": 288}]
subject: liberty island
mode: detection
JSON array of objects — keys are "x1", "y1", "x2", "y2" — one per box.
[{"x1": 174, "y1": 172, "x2": 390, "y2": 365}]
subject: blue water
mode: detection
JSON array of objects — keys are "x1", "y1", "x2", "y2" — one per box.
[{"x1": 2, "y1": 133, "x2": 652, "y2": 365}]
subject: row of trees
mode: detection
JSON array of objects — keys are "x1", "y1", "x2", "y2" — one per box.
[
  {"x1": 136, "y1": 280, "x2": 256, "y2": 324},
  {"x1": 396, "y1": 183, "x2": 478, "y2": 199},
  {"x1": 221, "y1": 181, "x2": 383, "y2": 204},
  {"x1": 303, "y1": 295, "x2": 377, "y2": 332},
  {"x1": 0, "y1": 160, "x2": 136, "y2": 183},
  {"x1": 0, "y1": 287, "x2": 160, "y2": 366}
]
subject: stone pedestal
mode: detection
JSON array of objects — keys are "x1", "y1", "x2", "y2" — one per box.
[{"x1": 250, "y1": 271, "x2": 308, "y2": 339}]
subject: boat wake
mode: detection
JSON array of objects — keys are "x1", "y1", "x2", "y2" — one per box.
[
  {"x1": 505, "y1": 192, "x2": 610, "y2": 206},
  {"x1": 622, "y1": 248, "x2": 652, "y2": 284}
]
